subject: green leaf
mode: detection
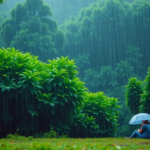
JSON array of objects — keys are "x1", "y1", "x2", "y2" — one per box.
[
  {"x1": 58, "y1": 81, "x2": 62, "y2": 86},
  {"x1": 60, "y1": 100, "x2": 64, "y2": 106},
  {"x1": 0, "y1": 77, "x2": 16, "y2": 92},
  {"x1": 49, "y1": 102, "x2": 55, "y2": 107},
  {"x1": 27, "y1": 109, "x2": 38, "y2": 117}
]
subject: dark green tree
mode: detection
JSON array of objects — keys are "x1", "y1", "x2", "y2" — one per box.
[
  {"x1": 1, "y1": 0, "x2": 66, "y2": 61},
  {"x1": 0, "y1": 0, "x2": 5, "y2": 4},
  {"x1": 44, "y1": 0, "x2": 98, "y2": 24},
  {"x1": 125, "y1": 45, "x2": 143, "y2": 77},
  {"x1": 125, "y1": 77, "x2": 143, "y2": 114},
  {"x1": 62, "y1": 0, "x2": 150, "y2": 74},
  {"x1": 0, "y1": 11, "x2": 8, "y2": 47},
  {"x1": 140, "y1": 68, "x2": 150, "y2": 113},
  {"x1": 0, "y1": 0, "x2": 24, "y2": 11}
]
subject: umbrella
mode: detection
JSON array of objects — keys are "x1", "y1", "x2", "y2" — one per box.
[{"x1": 129, "y1": 113, "x2": 150, "y2": 125}]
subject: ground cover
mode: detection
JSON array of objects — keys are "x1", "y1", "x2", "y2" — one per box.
[{"x1": 0, "y1": 137, "x2": 150, "y2": 150}]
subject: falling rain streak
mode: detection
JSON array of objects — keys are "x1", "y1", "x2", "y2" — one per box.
[{"x1": 0, "y1": 0, "x2": 150, "y2": 138}]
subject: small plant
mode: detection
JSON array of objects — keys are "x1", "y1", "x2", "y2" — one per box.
[
  {"x1": 7, "y1": 134, "x2": 15, "y2": 139},
  {"x1": 34, "y1": 132, "x2": 44, "y2": 138},
  {"x1": 43, "y1": 129, "x2": 58, "y2": 138},
  {"x1": 15, "y1": 135, "x2": 26, "y2": 140},
  {"x1": 59, "y1": 134, "x2": 69, "y2": 138},
  {"x1": 14, "y1": 127, "x2": 20, "y2": 136},
  {"x1": 27, "y1": 136, "x2": 34, "y2": 140},
  {"x1": 6, "y1": 134, "x2": 26, "y2": 140}
]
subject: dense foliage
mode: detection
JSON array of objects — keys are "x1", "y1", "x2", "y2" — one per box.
[
  {"x1": 0, "y1": 11, "x2": 8, "y2": 47},
  {"x1": 62, "y1": 0, "x2": 150, "y2": 75},
  {"x1": 125, "y1": 78, "x2": 143, "y2": 114},
  {"x1": 44, "y1": 0, "x2": 98, "y2": 24},
  {"x1": 0, "y1": 48, "x2": 119, "y2": 138},
  {"x1": 0, "y1": 0, "x2": 66, "y2": 61},
  {"x1": 70, "y1": 92, "x2": 119, "y2": 138},
  {"x1": 140, "y1": 68, "x2": 150, "y2": 113},
  {"x1": 0, "y1": 48, "x2": 87, "y2": 137},
  {"x1": 61, "y1": 0, "x2": 150, "y2": 136},
  {"x1": 0, "y1": 0, "x2": 5, "y2": 4},
  {"x1": 126, "y1": 68, "x2": 150, "y2": 114},
  {"x1": 0, "y1": 0, "x2": 24, "y2": 11}
]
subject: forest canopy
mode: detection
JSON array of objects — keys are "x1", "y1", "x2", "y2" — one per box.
[
  {"x1": 0, "y1": 0, "x2": 5, "y2": 4},
  {"x1": 0, "y1": 0, "x2": 66, "y2": 61}
]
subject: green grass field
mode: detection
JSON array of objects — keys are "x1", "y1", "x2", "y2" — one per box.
[{"x1": 0, "y1": 137, "x2": 150, "y2": 150}]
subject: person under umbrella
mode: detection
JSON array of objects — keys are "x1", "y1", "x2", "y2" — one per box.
[
  {"x1": 125, "y1": 113, "x2": 150, "y2": 139},
  {"x1": 128, "y1": 120, "x2": 150, "y2": 139}
]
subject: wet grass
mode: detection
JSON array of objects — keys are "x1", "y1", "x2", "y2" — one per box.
[{"x1": 0, "y1": 137, "x2": 150, "y2": 150}]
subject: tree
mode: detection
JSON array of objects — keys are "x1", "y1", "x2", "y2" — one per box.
[
  {"x1": 62, "y1": 0, "x2": 150, "y2": 72},
  {"x1": 125, "y1": 77, "x2": 143, "y2": 114},
  {"x1": 140, "y1": 68, "x2": 150, "y2": 113},
  {"x1": 0, "y1": 11, "x2": 8, "y2": 47},
  {"x1": 0, "y1": 0, "x2": 5, "y2": 4},
  {"x1": 44, "y1": 0, "x2": 98, "y2": 24},
  {"x1": 1, "y1": 0, "x2": 66, "y2": 61},
  {"x1": 0, "y1": 0, "x2": 24, "y2": 11},
  {"x1": 62, "y1": 0, "x2": 131, "y2": 68},
  {"x1": 125, "y1": 45, "x2": 143, "y2": 77}
]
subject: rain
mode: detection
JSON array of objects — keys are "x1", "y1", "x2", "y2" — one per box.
[{"x1": 0, "y1": 0, "x2": 150, "y2": 139}]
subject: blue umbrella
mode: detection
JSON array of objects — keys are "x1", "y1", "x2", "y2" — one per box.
[{"x1": 129, "y1": 113, "x2": 150, "y2": 125}]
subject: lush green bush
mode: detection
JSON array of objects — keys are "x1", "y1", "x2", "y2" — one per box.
[
  {"x1": 0, "y1": 48, "x2": 119, "y2": 138},
  {"x1": 70, "y1": 92, "x2": 119, "y2": 138},
  {"x1": 43, "y1": 129, "x2": 58, "y2": 138},
  {"x1": 125, "y1": 77, "x2": 143, "y2": 114},
  {"x1": 7, "y1": 134, "x2": 28, "y2": 140},
  {"x1": 126, "y1": 67, "x2": 150, "y2": 114},
  {"x1": 0, "y1": 47, "x2": 87, "y2": 137}
]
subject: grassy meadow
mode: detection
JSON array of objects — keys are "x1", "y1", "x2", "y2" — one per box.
[{"x1": 0, "y1": 137, "x2": 150, "y2": 150}]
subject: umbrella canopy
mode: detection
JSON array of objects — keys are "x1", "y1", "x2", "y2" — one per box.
[{"x1": 129, "y1": 113, "x2": 150, "y2": 125}]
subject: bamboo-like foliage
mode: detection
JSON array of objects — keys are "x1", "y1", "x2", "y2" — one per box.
[
  {"x1": 0, "y1": 48, "x2": 87, "y2": 137},
  {"x1": 140, "y1": 68, "x2": 150, "y2": 113},
  {"x1": 63, "y1": 0, "x2": 150, "y2": 78},
  {"x1": 125, "y1": 77, "x2": 143, "y2": 114},
  {"x1": 126, "y1": 68, "x2": 150, "y2": 114},
  {"x1": 0, "y1": 0, "x2": 66, "y2": 61}
]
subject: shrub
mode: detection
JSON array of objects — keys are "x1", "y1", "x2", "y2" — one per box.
[
  {"x1": 125, "y1": 77, "x2": 143, "y2": 114},
  {"x1": 7, "y1": 134, "x2": 15, "y2": 139},
  {"x1": 27, "y1": 136, "x2": 34, "y2": 140},
  {"x1": 70, "y1": 92, "x2": 119, "y2": 137},
  {"x1": 0, "y1": 48, "x2": 87, "y2": 137},
  {"x1": 43, "y1": 129, "x2": 58, "y2": 138}
]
